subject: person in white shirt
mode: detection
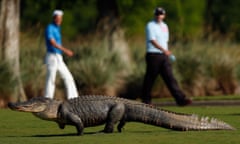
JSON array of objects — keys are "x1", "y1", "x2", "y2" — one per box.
[{"x1": 142, "y1": 7, "x2": 192, "y2": 106}]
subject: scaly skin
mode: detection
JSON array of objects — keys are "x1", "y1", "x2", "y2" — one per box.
[{"x1": 8, "y1": 95, "x2": 235, "y2": 135}]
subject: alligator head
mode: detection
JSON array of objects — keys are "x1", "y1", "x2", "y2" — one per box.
[{"x1": 8, "y1": 97, "x2": 62, "y2": 121}]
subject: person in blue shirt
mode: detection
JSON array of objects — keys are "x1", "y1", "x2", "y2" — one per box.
[
  {"x1": 44, "y1": 10, "x2": 78, "y2": 99},
  {"x1": 142, "y1": 7, "x2": 192, "y2": 106}
]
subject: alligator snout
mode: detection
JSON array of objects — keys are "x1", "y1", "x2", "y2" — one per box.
[{"x1": 8, "y1": 102, "x2": 16, "y2": 110}]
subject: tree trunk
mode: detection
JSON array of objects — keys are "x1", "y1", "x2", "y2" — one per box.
[
  {"x1": 96, "y1": 0, "x2": 132, "y2": 73},
  {"x1": 204, "y1": 0, "x2": 213, "y2": 38},
  {"x1": 0, "y1": 0, "x2": 26, "y2": 102}
]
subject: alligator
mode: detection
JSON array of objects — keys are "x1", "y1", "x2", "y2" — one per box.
[{"x1": 8, "y1": 95, "x2": 235, "y2": 135}]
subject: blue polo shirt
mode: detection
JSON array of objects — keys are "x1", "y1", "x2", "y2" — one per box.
[
  {"x1": 45, "y1": 23, "x2": 63, "y2": 54},
  {"x1": 146, "y1": 20, "x2": 169, "y2": 53}
]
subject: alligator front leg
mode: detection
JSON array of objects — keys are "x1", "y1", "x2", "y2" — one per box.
[
  {"x1": 58, "y1": 105, "x2": 84, "y2": 135},
  {"x1": 67, "y1": 113, "x2": 84, "y2": 135},
  {"x1": 57, "y1": 122, "x2": 65, "y2": 129}
]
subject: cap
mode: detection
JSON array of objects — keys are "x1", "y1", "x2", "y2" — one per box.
[
  {"x1": 52, "y1": 10, "x2": 64, "y2": 17},
  {"x1": 154, "y1": 7, "x2": 166, "y2": 15}
]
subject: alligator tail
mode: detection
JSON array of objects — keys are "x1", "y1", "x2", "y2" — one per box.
[{"x1": 125, "y1": 104, "x2": 235, "y2": 131}]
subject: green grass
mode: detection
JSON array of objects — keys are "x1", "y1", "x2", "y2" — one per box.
[
  {"x1": 0, "y1": 106, "x2": 239, "y2": 144},
  {"x1": 152, "y1": 95, "x2": 240, "y2": 103}
]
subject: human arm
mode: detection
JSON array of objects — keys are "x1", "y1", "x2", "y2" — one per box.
[
  {"x1": 150, "y1": 40, "x2": 171, "y2": 56},
  {"x1": 49, "y1": 38, "x2": 74, "y2": 57}
]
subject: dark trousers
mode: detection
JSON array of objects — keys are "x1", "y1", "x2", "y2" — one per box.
[{"x1": 142, "y1": 53, "x2": 186, "y2": 104}]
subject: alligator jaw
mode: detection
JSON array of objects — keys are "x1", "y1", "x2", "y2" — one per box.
[
  {"x1": 8, "y1": 102, "x2": 33, "y2": 112},
  {"x1": 8, "y1": 102, "x2": 46, "y2": 113},
  {"x1": 8, "y1": 102, "x2": 22, "y2": 111},
  {"x1": 8, "y1": 98, "x2": 62, "y2": 121}
]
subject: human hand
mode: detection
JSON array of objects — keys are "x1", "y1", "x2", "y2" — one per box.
[
  {"x1": 164, "y1": 50, "x2": 172, "y2": 56},
  {"x1": 64, "y1": 49, "x2": 74, "y2": 57}
]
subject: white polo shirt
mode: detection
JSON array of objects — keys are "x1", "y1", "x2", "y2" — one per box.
[{"x1": 146, "y1": 20, "x2": 169, "y2": 53}]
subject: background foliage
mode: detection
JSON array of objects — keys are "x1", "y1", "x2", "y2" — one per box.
[{"x1": 20, "y1": 0, "x2": 240, "y2": 41}]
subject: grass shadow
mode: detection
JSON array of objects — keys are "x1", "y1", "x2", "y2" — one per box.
[
  {"x1": 32, "y1": 131, "x2": 105, "y2": 137},
  {"x1": 210, "y1": 113, "x2": 240, "y2": 117}
]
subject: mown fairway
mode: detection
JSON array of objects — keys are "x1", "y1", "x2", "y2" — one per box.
[{"x1": 0, "y1": 106, "x2": 239, "y2": 144}]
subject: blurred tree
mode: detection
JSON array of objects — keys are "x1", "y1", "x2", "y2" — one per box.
[
  {"x1": 0, "y1": 0, "x2": 26, "y2": 102},
  {"x1": 96, "y1": 0, "x2": 132, "y2": 71},
  {"x1": 205, "y1": 0, "x2": 240, "y2": 41},
  {"x1": 116, "y1": 0, "x2": 156, "y2": 36},
  {"x1": 19, "y1": 1, "x2": 240, "y2": 41},
  {"x1": 116, "y1": 0, "x2": 205, "y2": 40},
  {"x1": 20, "y1": 0, "x2": 98, "y2": 39}
]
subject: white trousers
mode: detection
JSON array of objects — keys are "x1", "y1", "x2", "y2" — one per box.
[{"x1": 44, "y1": 53, "x2": 78, "y2": 99}]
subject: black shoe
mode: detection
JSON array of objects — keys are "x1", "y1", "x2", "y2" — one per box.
[{"x1": 177, "y1": 98, "x2": 192, "y2": 106}]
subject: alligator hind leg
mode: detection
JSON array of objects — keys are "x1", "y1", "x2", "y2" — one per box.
[
  {"x1": 103, "y1": 103, "x2": 125, "y2": 133},
  {"x1": 117, "y1": 119, "x2": 126, "y2": 132}
]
